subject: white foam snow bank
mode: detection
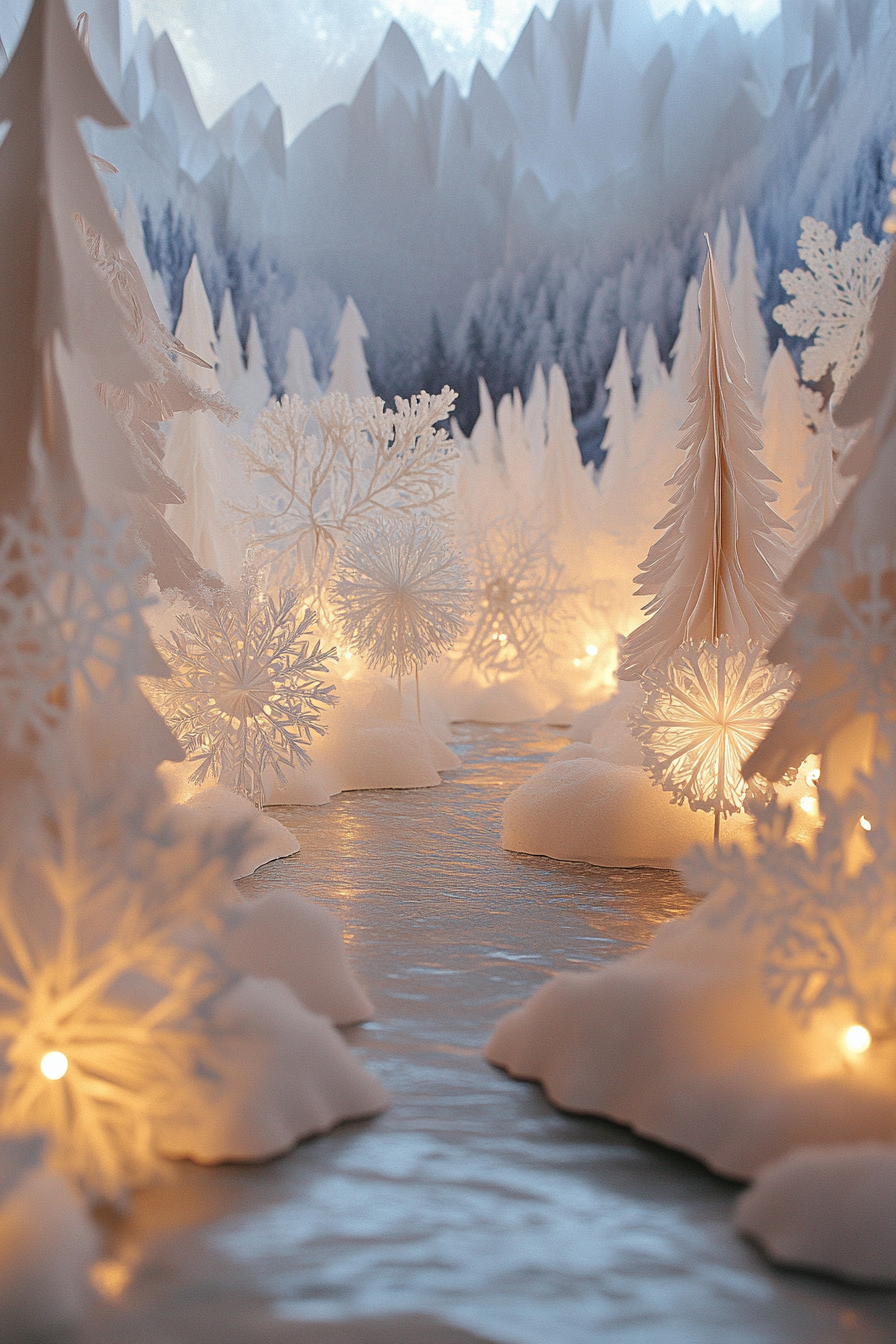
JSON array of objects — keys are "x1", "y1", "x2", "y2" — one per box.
[
  {"x1": 158, "y1": 976, "x2": 388, "y2": 1164},
  {"x1": 224, "y1": 888, "x2": 374, "y2": 1026},
  {"x1": 0, "y1": 1140, "x2": 98, "y2": 1336},
  {"x1": 735, "y1": 1143, "x2": 896, "y2": 1285},
  {"x1": 266, "y1": 674, "x2": 461, "y2": 804},
  {"x1": 503, "y1": 753, "x2": 754, "y2": 867},
  {"x1": 162, "y1": 768, "x2": 300, "y2": 875},
  {"x1": 485, "y1": 890, "x2": 896, "y2": 1180}
]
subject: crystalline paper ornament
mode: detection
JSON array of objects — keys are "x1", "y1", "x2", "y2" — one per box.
[
  {"x1": 240, "y1": 388, "x2": 458, "y2": 620},
  {"x1": 455, "y1": 517, "x2": 565, "y2": 682},
  {"x1": 330, "y1": 515, "x2": 471, "y2": 707},
  {"x1": 773, "y1": 218, "x2": 889, "y2": 405},
  {"x1": 146, "y1": 582, "x2": 337, "y2": 806},
  {"x1": 632, "y1": 636, "x2": 796, "y2": 822}
]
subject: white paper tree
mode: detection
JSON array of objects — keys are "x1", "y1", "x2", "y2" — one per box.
[
  {"x1": 330, "y1": 514, "x2": 471, "y2": 715},
  {"x1": 230, "y1": 314, "x2": 271, "y2": 422},
  {"x1": 670, "y1": 278, "x2": 700, "y2": 407},
  {"x1": 239, "y1": 388, "x2": 459, "y2": 620},
  {"x1": 760, "y1": 341, "x2": 813, "y2": 528},
  {"x1": 164, "y1": 255, "x2": 245, "y2": 583},
  {"x1": 216, "y1": 289, "x2": 245, "y2": 397},
  {"x1": 597, "y1": 328, "x2": 635, "y2": 498},
  {"x1": 327, "y1": 297, "x2": 374, "y2": 399},
  {"x1": 729, "y1": 208, "x2": 769, "y2": 402},
  {"x1": 773, "y1": 218, "x2": 889, "y2": 405},
  {"x1": 618, "y1": 239, "x2": 790, "y2": 682},
  {"x1": 146, "y1": 581, "x2": 337, "y2": 806},
  {"x1": 284, "y1": 327, "x2": 321, "y2": 400}
]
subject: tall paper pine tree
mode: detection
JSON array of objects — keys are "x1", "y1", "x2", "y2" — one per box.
[{"x1": 618, "y1": 240, "x2": 789, "y2": 681}]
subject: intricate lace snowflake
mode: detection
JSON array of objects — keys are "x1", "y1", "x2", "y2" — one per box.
[
  {"x1": 0, "y1": 716, "x2": 250, "y2": 1201},
  {"x1": 330, "y1": 515, "x2": 471, "y2": 678},
  {"x1": 774, "y1": 218, "x2": 889, "y2": 401},
  {"x1": 0, "y1": 509, "x2": 162, "y2": 751},
  {"x1": 453, "y1": 518, "x2": 565, "y2": 681},
  {"x1": 145, "y1": 582, "x2": 337, "y2": 806},
  {"x1": 784, "y1": 544, "x2": 896, "y2": 749},
  {"x1": 632, "y1": 638, "x2": 796, "y2": 816},
  {"x1": 239, "y1": 390, "x2": 459, "y2": 618}
]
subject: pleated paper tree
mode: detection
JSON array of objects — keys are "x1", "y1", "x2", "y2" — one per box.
[{"x1": 622, "y1": 239, "x2": 792, "y2": 834}]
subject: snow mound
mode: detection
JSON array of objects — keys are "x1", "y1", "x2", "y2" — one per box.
[
  {"x1": 0, "y1": 1153, "x2": 97, "y2": 1336},
  {"x1": 736, "y1": 1143, "x2": 896, "y2": 1285},
  {"x1": 502, "y1": 755, "x2": 752, "y2": 868},
  {"x1": 485, "y1": 894, "x2": 896, "y2": 1180},
  {"x1": 161, "y1": 766, "x2": 300, "y2": 876},
  {"x1": 224, "y1": 889, "x2": 374, "y2": 1026},
  {"x1": 158, "y1": 976, "x2": 388, "y2": 1164}
]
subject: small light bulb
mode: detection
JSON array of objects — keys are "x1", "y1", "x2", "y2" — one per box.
[
  {"x1": 585, "y1": 644, "x2": 598, "y2": 657},
  {"x1": 860, "y1": 815, "x2": 872, "y2": 831},
  {"x1": 807, "y1": 768, "x2": 821, "y2": 786},
  {"x1": 799, "y1": 796, "x2": 817, "y2": 814},
  {"x1": 573, "y1": 658, "x2": 582, "y2": 667},
  {"x1": 843, "y1": 1024, "x2": 871, "y2": 1054},
  {"x1": 40, "y1": 1051, "x2": 68, "y2": 1080}
]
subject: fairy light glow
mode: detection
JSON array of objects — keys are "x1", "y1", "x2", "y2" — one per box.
[
  {"x1": 807, "y1": 768, "x2": 821, "y2": 786},
  {"x1": 799, "y1": 796, "x2": 817, "y2": 814},
  {"x1": 860, "y1": 815, "x2": 872, "y2": 831},
  {"x1": 40, "y1": 1051, "x2": 69, "y2": 1080},
  {"x1": 842, "y1": 1024, "x2": 872, "y2": 1054},
  {"x1": 585, "y1": 644, "x2": 598, "y2": 657}
]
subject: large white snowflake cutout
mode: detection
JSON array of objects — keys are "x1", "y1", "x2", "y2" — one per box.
[
  {"x1": 0, "y1": 718, "x2": 250, "y2": 1201},
  {"x1": 774, "y1": 218, "x2": 889, "y2": 401},
  {"x1": 0, "y1": 509, "x2": 162, "y2": 751},
  {"x1": 454, "y1": 517, "x2": 565, "y2": 682},
  {"x1": 632, "y1": 637, "x2": 796, "y2": 817},
  {"x1": 146, "y1": 583, "x2": 337, "y2": 805},
  {"x1": 330, "y1": 515, "x2": 471, "y2": 679}
]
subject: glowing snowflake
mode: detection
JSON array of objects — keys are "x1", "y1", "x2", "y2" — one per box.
[
  {"x1": 145, "y1": 582, "x2": 337, "y2": 805},
  {"x1": 632, "y1": 638, "x2": 796, "y2": 817},
  {"x1": 454, "y1": 518, "x2": 565, "y2": 681},
  {"x1": 685, "y1": 752, "x2": 896, "y2": 1036},
  {"x1": 0, "y1": 717, "x2": 250, "y2": 1201},
  {"x1": 0, "y1": 509, "x2": 163, "y2": 751},
  {"x1": 330, "y1": 515, "x2": 471, "y2": 679},
  {"x1": 774, "y1": 218, "x2": 889, "y2": 401}
]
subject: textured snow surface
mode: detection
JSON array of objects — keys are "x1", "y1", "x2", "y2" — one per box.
[
  {"x1": 736, "y1": 1142, "x2": 896, "y2": 1285},
  {"x1": 70, "y1": 725, "x2": 896, "y2": 1343}
]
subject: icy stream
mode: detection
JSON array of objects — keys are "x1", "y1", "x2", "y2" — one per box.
[{"x1": 85, "y1": 724, "x2": 896, "y2": 1344}]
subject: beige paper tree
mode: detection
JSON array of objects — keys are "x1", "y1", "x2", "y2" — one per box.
[{"x1": 618, "y1": 239, "x2": 790, "y2": 681}]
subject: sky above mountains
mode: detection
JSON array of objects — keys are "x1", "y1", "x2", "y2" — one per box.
[{"x1": 130, "y1": 0, "x2": 781, "y2": 139}]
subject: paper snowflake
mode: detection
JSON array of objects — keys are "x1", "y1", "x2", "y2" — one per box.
[
  {"x1": 330, "y1": 515, "x2": 471, "y2": 679},
  {"x1": 686, "y1": 753, "x2": 896, "y2": 1036},
  {"x1": 146, "y1": 583, "x2": 337, "y2": 805},
  {"x1": 0, "y1": 509, "x2": 162, "y2": 751},
  {"x1": 239, "y1": 390, "x2": 459, "y2": 614},
  {"x1": 632, "y1": 638, "x2": 796, "y2": 817},
  {"x1": 0, "y1": 717, "x2": 250, "y2": 1201},
  {"x1": 454, "y1": 518, "x2": 565, "y2": 681},
  {"x1": 774, "y1": 218, "x2": 889, "y2": 401}
]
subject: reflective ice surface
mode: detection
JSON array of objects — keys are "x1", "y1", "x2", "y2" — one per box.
[{"x1": 85, "y1": 725, "x2": 896, "y2": 1344}]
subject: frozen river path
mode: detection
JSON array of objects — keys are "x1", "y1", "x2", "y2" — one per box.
[{"x1": 87, "y1": 724, "x2": 896, "y2": 1344}]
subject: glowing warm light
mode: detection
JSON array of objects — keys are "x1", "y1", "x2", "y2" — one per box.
[
  {"x1": 585, "y1": 644, "x2": 598, "y2": 657},
  {"x1": 573, "y1": 658, "x2": 582, "y2": 667},
  {"x1": 807, "y1": 768, "x2": 821, "y2": 786},
  {"x1": 90, "y1": 1259, "x2": 132, "y2": 1299},
  {"x1": 40, "y1": 1050, "x2": 69, "y2": 1080},
  {"x1": 860, "y1": 815, "x2": 872, "y2": 831},
  {"x1": 799, "y1": 795, "x2": 817, "y2": 814},
  {"x1": 843, "y1": 1024, "x2": 872, "y2": 1054}
]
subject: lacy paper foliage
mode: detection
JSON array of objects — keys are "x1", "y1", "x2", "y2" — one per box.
[
  {"x1": 330, "y1": 515, "x2": 471, "y2": 678},
  {"x1": 239, "y1": 390, "x2": 459, "y2": 610},
  {"x1": 774, "y1": 219, "x2": 889, "y2": 403},
  {"x1": 686, "y1": 760, "x2": 896, "y2": 1037},
  {"x1": 0, "y1": 723, "x2": 249, "y2": 1201},
  {"x1": 454, "y1": 517, "x2": 564, "y2": 681},
  {"x1": 632, "y1": 638, "x2": 796, "y2": 817},
  {"x1": 146, "y1": 583, "x2": 337, "y2": 805},
  {"x1": 0, "y1": 509, "x2": 164, "y2": 752}
]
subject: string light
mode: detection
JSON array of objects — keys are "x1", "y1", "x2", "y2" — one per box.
[
  {"x1": 40, "y1": 1051, "x2": 69, "y2": 1080},
  {"x1": 585, "y1": 644, "x2": 598, "y2": 657},
  {"x1": 842, "y1": 1024, "x2": 871, "y2": 1054},
  {"x1": 799, "y1": 796, "x2": 817, "y2": 814},
  {"x1": 860, "y1": 815, "x2": 872, "y2": 831},
  {"x1": 807, "y1": 768, "x2": 821, "y2": 786}
]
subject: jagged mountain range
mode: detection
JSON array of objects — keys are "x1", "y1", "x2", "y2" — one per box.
[{"x1": 1, "y1": 0, "x2": 892, "y2": 452}]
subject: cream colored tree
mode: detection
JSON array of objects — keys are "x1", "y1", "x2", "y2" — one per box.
[{"x1": 618, "y1": 239, "x2": 790, "y2": 682}]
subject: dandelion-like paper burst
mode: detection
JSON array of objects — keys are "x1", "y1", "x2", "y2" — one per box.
[
  {"x1": 145, "y1": 582, "x2": 337, "y2": 806},
  {"x1": 330, "y1": 515, "x2": 471, "y2": 677},
  {"x1": 633, "y1": 637, "x2": 796, "y2": 817},
  {"x1": 0, "y1": 717, "x2": 250, "y2": 1201},
  {"x1": 454, "y1": 518, "x2": 564, "y2": 681},
  {"x1": 0, "y1": 509, "x2": 161, "y2": 751}
]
